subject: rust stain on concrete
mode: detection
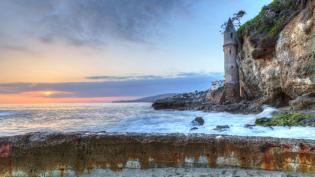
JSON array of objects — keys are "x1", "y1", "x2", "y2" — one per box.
[
  {"x1": 0, "y1": 143, "x2": 11, "y2": 157},
  {"x1": 0, "y1": 133, "x2": 314, "y2": 176}
]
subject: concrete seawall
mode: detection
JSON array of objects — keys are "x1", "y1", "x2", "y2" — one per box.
[{"x1": 0, "y1": 132, "x2": 314, "y2": 176}]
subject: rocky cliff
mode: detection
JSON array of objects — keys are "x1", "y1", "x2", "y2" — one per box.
[
  {"x1": 237, "y1": 0, "x2": 315, "y2": 107},
  {"x1": 153, "y1": 0, "x2": 315, "y2": 113}
]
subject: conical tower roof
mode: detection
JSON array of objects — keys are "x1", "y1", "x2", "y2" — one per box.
[{"x1": 225, "y1": 18, "x2": 236, "y2": 32}]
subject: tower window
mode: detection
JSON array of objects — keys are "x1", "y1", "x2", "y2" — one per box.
[
  {"x1": 230, "y1": 33, "x2": 233, "y2": 39},
  {"x1": 229, "y1": 49, "x2": 231, "y2": 55}
]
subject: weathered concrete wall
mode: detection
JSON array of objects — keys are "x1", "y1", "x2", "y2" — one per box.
[
  {"x1": 19, "y1": 168, "x2": 312, "y2": 177},
  {"x1": 0, "y1": 133, "x2": 314, "y2": 177}
]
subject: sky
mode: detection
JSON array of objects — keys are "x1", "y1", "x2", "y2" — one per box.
[{"x1": 0, "y1": 0, "x2": 272, "y2": 104}]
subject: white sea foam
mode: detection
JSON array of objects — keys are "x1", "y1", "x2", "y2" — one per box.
[
  {"x1": 246, "y1": 105, "x2": 278, "y2": 125},
  {"x1": 256, "y1": 105, "x2": 278, "y2": 118}
]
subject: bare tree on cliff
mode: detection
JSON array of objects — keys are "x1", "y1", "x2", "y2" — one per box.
[{"x1": 220, "y1": 10, "x2": 246, "y2": 32}]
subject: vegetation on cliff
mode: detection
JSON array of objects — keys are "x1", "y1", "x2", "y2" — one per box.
[
  {"x1": 255, "y1": 112, "x2": 312, "y2": 127},
  {"x1": 236, "y1": 0, "x2": 306, "y2": 59}
]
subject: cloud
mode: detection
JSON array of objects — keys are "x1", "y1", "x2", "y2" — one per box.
[
  {"x1": 1, "y1": 0, "x2": 193, "y2": 46},
  {"x1": 0, "y1": 72, "x2": 223, "y2": 98},
  {"x1": 86, "y1": 75, "x2": 164, "y2": 81},
  {"x1": 0, "y1": 45, "x2": 38, "y2": 55},
  {"x1": 2, "y1": 45, "x2": 29, "y2": 52},
  {"x1": 86, "y1": 72, "x2": 223, "y2": 81},
  {"x1": 175, "y1": 72, "x2": 224, "y2": 78}
]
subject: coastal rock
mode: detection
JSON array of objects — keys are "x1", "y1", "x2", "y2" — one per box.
[
  {"x1": 299, "y1": 117, "x2": 315, "y2": 127},
  {"x1": 153, "y1": 93, "x2": 263, "y2": 114},
  {"x1": 213, "y1": 125, "x2": 230, "y2": 131},
  {"x1": 205, "y1": 87, "x2": 225, "y2": 105},
  {"x1": 290, "y1": 92, "x2": 315, "y2": 110},
  {"x1": 244, "y1": 124, "x2": 255, "y2": 129},
  {"x1": 190, "y1": 127, "x2": 198, "y2": 131},
  {"x1": 152, "y1": 91, "x2": 208, "y2": 110},
  {"x1": 191, "y1": 117, "x2": 204, "y2": 126}
]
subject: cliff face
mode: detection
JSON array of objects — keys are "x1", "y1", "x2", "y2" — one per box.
[{"x1": 238, "y1": 0, "x2": 315, "y2": 107}]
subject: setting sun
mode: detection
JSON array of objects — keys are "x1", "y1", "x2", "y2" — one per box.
[{"x1": 43, "y1": 91, "x2": 53, "y2": 97}]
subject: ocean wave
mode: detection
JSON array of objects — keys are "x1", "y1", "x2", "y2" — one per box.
[
  {"x1": 0, "y1": 112, "x2": 16, "y2": 117},
  {"x1": 0, "y1": 103, "x2": 315, "y2": 140},
  {"x1": 256, "y1": 105, "x2": 278, "y2": 118},
  {"x1": 245, "y1": 105, "x2": 278, "y2": 125}
]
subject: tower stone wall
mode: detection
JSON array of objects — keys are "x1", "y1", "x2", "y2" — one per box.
[{"x1": 223, "y1": 19, "x2": 240, "y2": 102}]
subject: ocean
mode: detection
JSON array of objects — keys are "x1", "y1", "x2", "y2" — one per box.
[{"x1": 0, "y1": 103, "x2": 314, "y2": 139}]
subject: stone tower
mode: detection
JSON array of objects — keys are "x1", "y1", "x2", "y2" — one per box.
[{"x1": 223, "y1": 18, "x2": 240, "y2": 101}]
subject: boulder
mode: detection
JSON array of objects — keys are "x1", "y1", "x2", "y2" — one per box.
[
  {"x1": 190, "y1": 127, "x2": 198, "y2": 131},
  {"x1": 244, "y1": 124, "x2": 255, "y2": 129},
  {"x1": 213, "y1": 125, "x2": 230, "y2": 131},
  {"x1": 299, "y1": 117, "x2": 315, "y2": 127},
  {"x1": 191, "y1": 117, "x2": 204, "y2": 126},
  {"x1": 290, "y1": 92, "x2": 315, "y2": 110}
]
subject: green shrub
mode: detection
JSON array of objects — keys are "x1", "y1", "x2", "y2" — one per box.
[
  {"x1": 236, "y1": 0, "x2": 302, "y2": 59},
  {"x1": 255, "y1": 113, "x2": 311, "y2": 127}
]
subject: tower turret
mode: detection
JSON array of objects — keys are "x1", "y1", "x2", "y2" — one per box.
[{"x1": 223, "y1": 18, "x2": 240, "y2": 101}]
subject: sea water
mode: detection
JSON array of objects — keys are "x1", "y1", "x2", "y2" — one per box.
[{"x1": 0, "y1": 103, "x2": 314, "y2": 139}]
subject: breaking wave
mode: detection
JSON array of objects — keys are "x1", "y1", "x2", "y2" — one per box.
[{"x1": 256, "y1": 105, "x2": 278, "y2": 118}]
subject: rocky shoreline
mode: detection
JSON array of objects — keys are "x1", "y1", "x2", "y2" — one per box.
[
  {"x1": 152, "y1": 90, "x2": 315, "y2": 128},
  {"x1": 152, "y1": 90, "x2": 263, "y2": 114},
  {"x1": 152, "y1": 90, "x2": 315, "y2": 112}
]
